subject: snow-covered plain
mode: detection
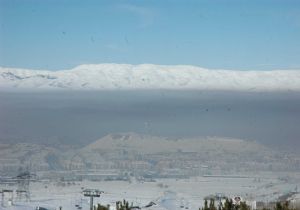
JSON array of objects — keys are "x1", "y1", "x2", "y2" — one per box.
[
  {"x1": 1, "y1": 64, "x2": 300, "y2": 91},
  {"x1": 2, "y1": 173, "x2": 300, "y2": 210}
]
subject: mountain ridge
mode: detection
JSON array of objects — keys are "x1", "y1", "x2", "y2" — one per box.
[{"x1": 1, "y1": 63, "x2": 300, "y2": 91}]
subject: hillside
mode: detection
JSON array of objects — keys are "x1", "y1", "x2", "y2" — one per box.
[
  {"x1": 1, "y1": 133, "x2": 298, "y2": 176},
  {"x1": 76, "y1": 133, "x2": 300, "y2": 175},
  {"x1": 82, "y1": 132, "x2": 270, "y2": 155}
]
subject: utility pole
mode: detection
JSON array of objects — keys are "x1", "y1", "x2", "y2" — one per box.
[{"x1": 82, "y1": 189, "x2": 103, "y2": 210}]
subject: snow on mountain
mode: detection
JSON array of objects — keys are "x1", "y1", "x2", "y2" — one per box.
[{"x1": 0, "y1": 63, "x2": 300, "y2": 91}]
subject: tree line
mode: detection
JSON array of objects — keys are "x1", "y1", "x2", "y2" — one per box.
[{"x1": 93, "y1": 198, "x2": 297, "y2": 210}]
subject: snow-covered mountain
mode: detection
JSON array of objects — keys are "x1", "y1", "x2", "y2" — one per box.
[{"x1": 1, "y1": 63, "x2": 300, "y2": 91}]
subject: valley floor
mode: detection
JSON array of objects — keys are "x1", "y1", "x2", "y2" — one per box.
[{"x1": 1, "y1": 172, "x2": 300, "y2": 210}]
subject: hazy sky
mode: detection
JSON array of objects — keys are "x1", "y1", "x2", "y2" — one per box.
[
  {"x1": 1, "y1": 91, "x2": 300, "y2": 151},
  {"x1": 1, "y1": 0, "x2": 300, "y2": 70}
]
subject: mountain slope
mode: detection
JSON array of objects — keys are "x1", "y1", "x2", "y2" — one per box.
[
  {"x1": 1, "y1": 64, "x2": 300, "y2": 91},
  {"x1": 82, "y1": 132, "x2": 272, "y2": 155},
  {"x1": 0, "y1": 133, "x2": 299, "y2": 173},
  {"x1": 79, "y1": 132, "x2": 300, "y2": 172}
]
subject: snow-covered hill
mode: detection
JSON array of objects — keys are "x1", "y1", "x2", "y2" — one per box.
[{"x1": 1, "y1": 63, "x2": 300, "y2": 91}]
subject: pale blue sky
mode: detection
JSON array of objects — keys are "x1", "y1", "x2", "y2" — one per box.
[{"x1": 0, "y1": 0, "x2": 300, "y2": 70}]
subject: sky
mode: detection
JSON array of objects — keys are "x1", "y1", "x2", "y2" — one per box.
[{"x1": 0, "y1": 0, "x2": 300, "y2": 70}]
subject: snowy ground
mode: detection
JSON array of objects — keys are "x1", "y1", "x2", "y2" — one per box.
[{"x1": 1, "y1": 173, "x2": 299, "y2": 210}]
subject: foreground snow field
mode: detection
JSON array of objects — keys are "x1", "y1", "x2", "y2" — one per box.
[
  {"x1": 1, "y1": 64, "x2": 300, "y2": 91},
  {"x1": 1, "y1": 173, "x2": 299, "y2": 210}
]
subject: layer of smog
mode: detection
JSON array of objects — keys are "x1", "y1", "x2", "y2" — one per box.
[
  {"x1": 0, "y1": 90, "x2": 299, "y2": 209},
  {"x1": 1, "y1": 90, "x2": 299, "y2": 149}
]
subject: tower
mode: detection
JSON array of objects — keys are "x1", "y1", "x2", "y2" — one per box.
[{"x1": 15, "y1": 171, "x2": 36, "y2": 202}]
